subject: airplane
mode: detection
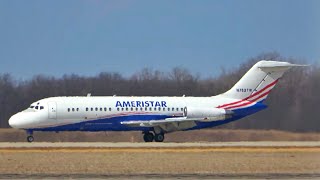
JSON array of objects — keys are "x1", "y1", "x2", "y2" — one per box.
[{"x1": 8, "y1": 60, "x2": 305, "y2": 142}]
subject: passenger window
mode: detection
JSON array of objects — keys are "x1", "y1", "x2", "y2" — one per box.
[
  {"x1": 35, "y1": 106, "x2": 39, "y2": 110},
  {"x1": 145, "y1": 107, "x2": 148, "y2": 111},
  {"x1": 109, "y1": 107, "x2": 112, "y2": 111},
  {"x1": 154, "y1": 107, "x2": 157, "y2": 111},
  {"x1": 95, "y1": 107, "x2": 98, "y2": 111},
  {"x1": 126, "y1": 108, "x2": 128, "y2": 111},
  {"x1": 68, "y1": 108, "x2": 70, "y2": 112},
  {"x1": 181, "y1": 108, "x2": 184, "y2": 111},
  {"x1": 86, "y1": 108, "x2": 88, "y2": 111},
  {"x1": 163, "y1": 108, "x2": 165, "y2": 111},
  {"x1": 100, "y1": 108, "x2": 102, "y2": 111},
  {"x1": 91, "y1": 108, "x2": 93, "y2": 111},
  {"x1": 117, "y1": 108, "x2": 120, "y2": 111},
  {"x1": 72, "y1": 108, "x2": 75, "y2": 112},
  {"x1": 131, "y1": 107, "x2": 133, "y2": 111},
  {"x1": 136, "y1": 108, "x2": 138, "y2": 111},
  {"x1": 140, "y1": 107, "x2": 143, "y2": 111},
  {"x1": 172, "y1": 107, "x2": 175, "y2": 111},
  {"x1": 122, "y1": 108, "x2": 124, "y2": 111},
  {"x1": 158, "y1": 107, "x2": 161, "y2": 111},
  {"x1": 40, "y1": 106, "x2": 44, "y2": 110},
  {"x1": 77, "y1": 108, "x2": 79, "y2": 111},
  {"x1": 168, "y1": 108, "x2": 170, "y2": 111},
  {"x1": 149, "y1": 107, "x2": 152, "y2": 111},
  {"x1": 176, "y1": 108, "x2": 179, "y2": 111}
]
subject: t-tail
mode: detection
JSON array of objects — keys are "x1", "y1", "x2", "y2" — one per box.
[{"x1": 218, "y1": 60, "x2": 306, "y2": 110}]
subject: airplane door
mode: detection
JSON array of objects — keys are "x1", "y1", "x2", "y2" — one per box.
[{"x1": 48, "y1": 102, "x2": 57, "y2": 119}]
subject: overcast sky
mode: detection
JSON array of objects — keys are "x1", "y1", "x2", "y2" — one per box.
[{"x1": 1, "y1": 0, "x2": 319, "y2": 80}]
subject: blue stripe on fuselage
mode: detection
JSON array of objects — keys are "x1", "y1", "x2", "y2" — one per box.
[
  {"x1": 186, "y1": 101, "x2": 267, "y2": 131},
  {"x1": 29, "y1": 114, "x2": 173, "y2": 132}
]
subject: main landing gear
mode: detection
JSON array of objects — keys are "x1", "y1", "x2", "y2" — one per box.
[
  {"x1": 26, "y1": 130, "x2": 34, "y2": 143},
  {"x1": 143, "y1": 132, "x2": 165, "y2": 142}
]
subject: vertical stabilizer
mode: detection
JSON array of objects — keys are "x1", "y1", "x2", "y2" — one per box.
[{"x1": 220, "y1": 60, "x2": 305, "y2": 103}]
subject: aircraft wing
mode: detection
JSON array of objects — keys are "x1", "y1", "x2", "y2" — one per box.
[
  {"x1": 120, "y1": 114, "x2": 231, "y2": 132},
  {"x1": 121, "y1": 117, "x2": 189, "y2": 127}
]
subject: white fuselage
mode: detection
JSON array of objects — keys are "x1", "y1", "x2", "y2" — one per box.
[{"x1": 9, "y1": 95, "x2": 259, "y2": 132}]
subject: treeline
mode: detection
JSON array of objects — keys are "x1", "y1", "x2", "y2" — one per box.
[{"x1": 0, "y1": 53, "x2": 319, "y2": 132}]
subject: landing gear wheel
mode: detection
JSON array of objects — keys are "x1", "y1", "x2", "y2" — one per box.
[
  {"x1": 154, "y1": 133, "x2": 165, "y2": 142},
  {"x1": 143, "y1": 132, "x2": 154, "y2": 142},
  {"x1": 27, "y1": 136, "x2": 34, "y2": 143}
]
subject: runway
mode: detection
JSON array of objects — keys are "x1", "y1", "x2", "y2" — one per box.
[
  {"x1": 2, "y1": 141, "x2": 320, "y2": 147},
  {"x1": 1, "y1": 142, "x2": 320, "y2": 179},
  {"x1": 1, "y1": 141, "x2": 320, "y2": 152}
]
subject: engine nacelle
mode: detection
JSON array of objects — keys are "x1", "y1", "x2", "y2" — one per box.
[{"x1": 184, "y1": 107, "x2": 233, "y2": 122}]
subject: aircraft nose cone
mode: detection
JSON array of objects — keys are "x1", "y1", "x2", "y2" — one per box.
[{"x1": 9, "y1": 114, "x2": 22, "y2": 128}]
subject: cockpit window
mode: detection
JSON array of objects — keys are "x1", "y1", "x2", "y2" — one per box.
[{"x1": 29, "y1": 102, "x2": 45, "y2": 111}]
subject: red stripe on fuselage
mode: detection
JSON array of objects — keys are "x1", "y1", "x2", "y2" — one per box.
[
  {"x1": 217, "y1": 79, "x2": 278, "y2": 109},
  {"x1": 225, "y1": 90, "x2": 272, "y2": 110}
]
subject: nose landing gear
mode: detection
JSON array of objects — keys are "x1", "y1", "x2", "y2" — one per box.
[
  {"x1": 26, "y1": 130, "x2": 34, "y2": 143},
  {"x1": 27, "y1": 135, "x2": 34, "y2": 143}
]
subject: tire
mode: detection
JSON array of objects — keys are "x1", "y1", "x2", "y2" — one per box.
[
  {"x1": 154, "y1": 133, "x2": 165, "y2": 142},
  {"x1": 143, "y1": 132, "x2": 154, "y2": 142},
  {"x1": 27, "y1": 136, "x2": 34, "y2": 143}
]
